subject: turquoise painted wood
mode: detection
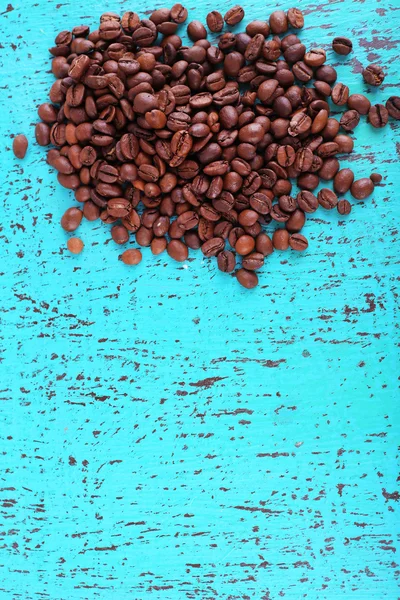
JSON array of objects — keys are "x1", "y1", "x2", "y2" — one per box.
[{"x1": 0, "y1": 0, "x2": 399, "y2": 598}]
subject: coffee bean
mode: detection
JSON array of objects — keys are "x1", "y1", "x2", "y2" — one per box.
[
  {"x1": 35, "y1": 123, "x2": 51, "y2": 146},
  {"x1": 333, "y1": 168, "x2": 354, "y2": 194},
  {"x1": 368, "y1": 104, "x2": 389, "y2": 128},
  {"x1": 287, "y1": 8, "x2": 304, "y2": 29},
  {"x1": 386, "y1": 96, "x2": 400, "y2": 120},
  {"x1": 269, "y1": 10, "x2": 288, "y2": 34},
  {"x1": 297, "y1": 191, "x2": 318, "y2": 213},
  {"x1": 351, "y1": 178, "x2": 374, "y2": 200},
  {"x1": 167, "y1": 239, "x2": 188, "y2": 261},
  {"x1": 304, "y1": 48, "x2": 326, "y2": 68},
  {"x1": 12, "y1": 134, "x2": 28, "y2": 159},
  {"x1": 206, "y1": 11, "x2": 223, "y2": 32},
  {"x1": 332, "y1": 37, "x2": 352, "y2": 55},
  {"x1": 61, "y1": 207, "x2": 83, "y2": 231},
  {"x1": 242, "y1": 252, "x2": 264, "y2": 270},
  {"x1": 289, "y1": 233, "x2": 308, "y2": 251},
  {"x1": 347, "y1": 94, "x2": 370, "y2": 115},
  {"x1": 370, "y1": 173, "x2": 382, "y2": 184},
  {"x1": 111, "y1": 224, "x2": 129, "y2": 244},
  {"x1": 121, "y1": 248, "x2": 142, "y2": 265},
  {"x1": 224, "y1": 6, "x2": 245, "y2": 26},
  {"x1": 340, "y1": 110, "x2": 360, "y2": 132},
  {"x1": 363, "y1": 64, "x2": 385, "y2": 86},
  {"x1": 67, "y1": 237, "x2": 84, "y2": 254},
  {"x1": 236, "y1": 268, "x2": 258, "y2": 289},
  {"x1": 317, "y1": 188, "x2": 338, "y2": 209},
  {"x1": 337, "y1": 199, "x2": 351, "y2": 215},
  {"x1": 272, "y1": 229, "x2": 290, "y2": 250},
  {"x1": 286, "y1": 208, "x2": 305, "y2": 232},
  {"x1": 331, "y1": 83, "x2": 349, "y2": 106}
]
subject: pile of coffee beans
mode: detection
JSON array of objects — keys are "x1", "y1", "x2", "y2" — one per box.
[{"x1": 28, "y1": 6, "x2": 399, "y2": 287}]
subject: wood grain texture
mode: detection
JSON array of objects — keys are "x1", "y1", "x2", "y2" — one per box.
[{"x1": 0, "y1": 0, "x2": 399, "y2": 598}]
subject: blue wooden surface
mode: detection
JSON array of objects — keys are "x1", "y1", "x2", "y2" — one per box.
[{"x1": 1, "y1": 0, "x2": 399, "y2": 598}]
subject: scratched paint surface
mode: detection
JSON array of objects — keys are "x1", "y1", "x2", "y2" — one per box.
[{"x1": 0, "y1": 0, "x2": 399, "y2": 598}]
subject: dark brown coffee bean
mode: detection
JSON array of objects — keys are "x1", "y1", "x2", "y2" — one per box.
[
  {"x1": 287, "y1": 8, "x2": 304, "y2": 29},
  {"x1": 167, "y1": 239, "x2": 188, "y2": 261},
  {"x1": 61, "y1": 207, "x2": 83, "y2": 231},
  {"x1": 187, "y1": 20, "x2": 207, "y2": 41},
  {"x1": 217, "y1": 250, "x2": 236, "y2": 272},
  {"x1": 370, "y1": 173, "x2": 382, "y2": 184},
  {"x1": 331, "y1": 83, "x2": 349, "y2": 106},
  {"x1": 206, "y1": 11, "x2": 223, "y2": 32},
  {"x1": 347, "y1": 94, "x2": 371, "y2": 115},
  {"x1": 242, "y1": 252, "x2": 264, "y2": 270},
  {"x1": 363, "y1": 64, "x2": 385, "y2": 86},
  {"x1": 236, "y1": 268, "x2": 258, "y2": 289},
  {"x1": 333, "y1": 134, "x2": 354, "y2": 154},
  {"x1": 272, "y1": 228, "x2": 289, "y2": 250},
  {"x1": 351, "y1": 178, "x2": 374, "y2": 200},
  {"x1": 368, "y1": 104, "x2": 389, "y2": 128},
  {"x1": 386, "y1": 96, "x2": 400, "y2": 120},
  {"x1": 288, "y1": 112, "x2": 312, "y2": 136},
  {"x1": 255, "y1": 233, "x2": 273, "y2": 256},
  {"x1": 333, "y1": 168, "x2": 354, "y2": 194},
  {"x1": 224, "y1": 5, "x2": 245, "y2": 25},
  {"x1": 286, "y1": 208, "x2": 305, "y2": 232},
  {"x1": 317, "y1": 188, "x2": 338, "y2": 209},
  {"x1": 269, "y1": 10, "x2": 288, "y2": 34},
  {"x1": 304, "y1": 48, "x2": 326, "y2": 68},
  {"x1": 201, "y1": 237, "x2": 225, "y2": 257},
  {"x1": 12, "y1": 134, "x2": 28, "y2": 159},
  {"x1": 332, "y1": 37, "x2": 352, "y2": 55},
  {"x1": 289, "y1": 233, "x2": 308, "y2": 251},
  {"x1": 35, "y1": 123, "x2": 51, "y2": 146},
  {"x1": 297, "y1": 190, "x2": 318, "y2": 213},
  {"x1": 337, "y1": 199, "x2": 352, "y2": 215},
  {"x1": 278, "y1": 195, "x2": 297, "y2": 213},
  {"x1": 340, "y1": 110, "x2": 360, "y2": 132}
]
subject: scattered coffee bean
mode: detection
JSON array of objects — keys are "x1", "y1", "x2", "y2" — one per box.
[
  {"x1": 33, "y1": 6, "x2": 393, "y2": 289},
  {"x1": 351, "y1": 178, "x2": 374, "y2": 200},
  {"x1": 332, "y1": 36, "x2": 352, "y2": 55},
  {"x1": 370, "y1": 173, "x2": 382, "y2": 184},
  {"x1": 368, "y1": 104, "x2": 389, "y2": 128},
  {"x1": 386, "y1": 96, "x2": 400, "y2": 120},
  {"x1": 236, "y1": 268, "x2": 258, "y2": 289},
  {"x1": 337, "y1": 199, "x2": 351, "y2": 215},
  {"x1": 363, "y1": 64, "x2": 385, "y2": 86},
  {"x1": 67, "y1": 237, "x2": 84, "y2": 254},
  {"x1": 121, "y1": 248, "x2": 143, "y2": 265},
  {"x1": 12, "y1": 134, "x2": 28, "y2": 159},
  {"x1": 289, "y1": 233, "x2": 308, "y2": 251}
]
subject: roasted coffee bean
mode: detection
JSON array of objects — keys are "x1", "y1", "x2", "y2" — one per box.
[
  {"x1": 332, "y1": 37, "x2": 352, "y2": 55},
  {"x1": 347, "y1": 93, "x2": 370, "y2": 115},
  {"x1": 206, "y1": 11, "x2": 224, "y2": 32},
  {"x1": 255, "y1": 233, "x2": 273, "y2": 256},
  {"x1": 67, "y1": 237, "x2": 84, "y2": 255},
  {"x1": 121, "y1": 248, "x2": 142, "y2": 265},
  {"x1": 333, "y1": 134, "x2": 354, "y2": 154},
  {"x1": 289, "y1": 233, "x2": 308, "y2": 251},
  {"x1": 334, "y1": 168, "x2": 354, "y2": 194},
  {"x1": 269, "y1": 10, "x2": 288, "y2": 34},
  {"x1": 351, "y1": 178, "x2": 374, "y2": 200},
  {"x1": 236, "y1": 268, "x2": 258, "y2": 289},
  {"x1": 61, "y1": 207, "x2": 83, "y2": 231},
  {"x1": 242, "y1": 252, "x2": 264, "y2": 270},
  {"x1": 217, "y1": 250, "x2": 236, "y2": 272},
  {"x1": 278, "y1": 194, "x2": 297, "y2": 213},
  {"x1": 167, "y1": 239, "x2": 188, "y2": 261},
  {"x1": 370, "y1": 173, "x2": 382, "y2": 184},
  {"x1": 331, "y1": 82, "x2": 349, "y2": 106},
  {"x1": 340, "y1": 110, "x2": 360, "y2": 132},
  {"x1": 13, "y1": 134, "x2": 28, "y2": 159},
  {"x1": 287, "y1": 8, "x2": 304, "y2": 29},
  {"x1": 35, "y1": 123, "x2": 51, "y2": 146},
  {"x1": 368, "y1": 104, "x2": 389, "y2": 128},
  {"x1": 286, "y1": 208, "x2": 305, "y2": 232},
  {"x1": 304, "y1": 48, "x2": 326, "y2": 68},
  {"x1": 386, "y1": 96, "x2": 400, "y2": 120},
  {"x1": 318, "y1": 188, "x2": 338, "y2": 209},
  {"x1": 224, "y1": 6, "x2": 245, "y2": 26},
  {"x1": 337, "y1": 199, "x2": 351, "y2": 215},
  {"x1": 297, "y1": 190, "x2": 318, "y2": 213},
  {"x1": 272, "y1": 228, "x2": 289, "y2": 250},
  {"x1": 363, "y1": 64, "x2": 385, "y2": 86}
]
